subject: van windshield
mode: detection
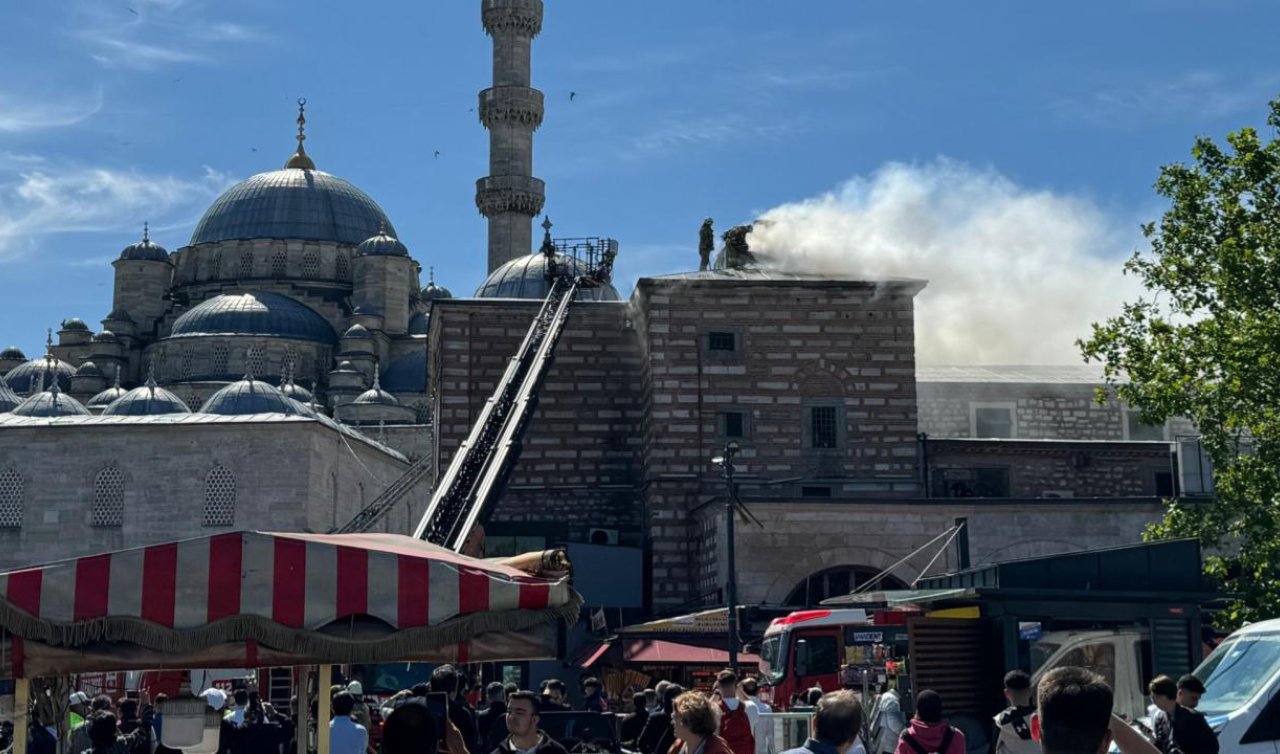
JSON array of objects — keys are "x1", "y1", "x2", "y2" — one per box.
[
  {"x1": 760, "y1": 635, "x2": 786, "y2": 684},
  {"x1": 1196, "y1": 633, "x2": 1280, "y2": 716}
]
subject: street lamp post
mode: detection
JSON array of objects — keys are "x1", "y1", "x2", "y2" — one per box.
[{"x1": 714, "y1": 440, "x2": 742, "y2": 673}]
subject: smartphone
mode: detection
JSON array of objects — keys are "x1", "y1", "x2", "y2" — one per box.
[
  {"x1": 126, "y1": 690, "x2": 140, "y2": 700},
  {"x1": 424, "y1": 692, "x2": 449, "y2": 728}
]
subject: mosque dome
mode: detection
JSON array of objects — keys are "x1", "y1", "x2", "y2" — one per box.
[
  {"x1": 11, "y1": 386, "x2": 91, "y2": 418},
  {"x1": 353, "y1": 372, "x2": 399, "y2": 406},
  {"x1": 334, "y1": 360, "x2": 360, "y2": 374},
  {"x1": 342, "y1": 324, "x2": 373, "y2": 339},
  {"x1": 60, "y1": 318, "x2": 90, "y2": 332},
  {"x1": 0, "y1": 376, "x2": 20, "y2": 413},
  {"x1": 93, "y1": 330, "x2": 119, "y2": 343},
  {"x1": 105, "y1": 308, "x2": 134, "y2": 323},
  {"x1": 407, "y1": 311, "x2": 429, "y2": 336},
  {"x1": 280, "y1": 379, "x2": 315, "y2": 404},
  {"x1": 170, "y1": 292, "x2": 337, "y2": 344},
  {"x1": 189, "y1": 170, "x2": 395, "y2": 247},
  {"x1": 475, "y1": 253, "x2": 621, "y2": 301},
  {"x1": 87, "y1": 383, "x2": 129, "y2": 409},
  {"x1": 0, "y1": 347, "x2": 27, "y2": 360},
  {"x1": 356, "y1": 225, "x2": 409, "y2": 257},
  {"x1": 102, "y1": 378, "x2": 191, "y2": 416},
  {"x1": 421, "y1": 282, "x2": 453, "y2": 301},
  {"x1": 75, "y1": 361, "x2": 104, "y2": 378},
  {"x1": 352, "y1": 304, "x2": 382, "y2": 316},
  {"x1": 119, "y1": 225, "x2": 171, "y2": 262},
  {"x1": 381, "y1": 351, "x2": 427, "y2": 393},
  {"x1": 200, "y1": 377, "x2": 304, "y2": 416},
  {"x1": 4, "y1": 358, "x2": 76, "y2": 393}
]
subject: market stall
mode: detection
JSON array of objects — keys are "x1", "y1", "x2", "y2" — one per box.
[{"x1": 0, "y1": 531, "x2": 580, "y2": 754}]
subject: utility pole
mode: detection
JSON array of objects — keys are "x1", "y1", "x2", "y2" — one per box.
[{"x1": 715, "y1": 440, "x2": 742, "y2": 673}]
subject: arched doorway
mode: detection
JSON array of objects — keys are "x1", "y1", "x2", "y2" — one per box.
[{"x1": 784, "y1": 565, "x2": 908, "y2": 607}]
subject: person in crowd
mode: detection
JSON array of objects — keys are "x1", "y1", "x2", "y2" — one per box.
[
  {"x1": 381, "y1": 694, "x2": 471, "y2": 754},
  {"x1": 893, "y1": 690, "x2": 964, "y2": 754},
  {"x1": 479, "y1": 683, "x2": 508, "y2": 747},
  {"x1": 711, "y1": 671, "x2": 758, "y2": 754},
  {"x1": 72, "y1": 696, "x2": 115, "y2": 754},
  {"x1": 412, "y1": 683, "x2": 431, "y2": 698},
  {"x1": 644, "y1": 689, "x2": 660, "y2": 716},
  {"x1": 669, "y1": 691, "x2": 733, "y2": 754},
  {"x1": 83, "y1": 713, "x2": 129, "y2": 754},
  {"x1": 328, "y1": 692, "x2": 367, "y2": 754},
  {"x1": 117, "y1": 699, "x2": 142, "y2": 736},
  {"x1": 992, "y1": 670, "x2": 1037, "y2": 754},
  {"x1": 345, "y1": 682, "x2": 372, "y2": 732},
  {"x1": 620, "y1": 692, "x2": 650, "y2": 747},
  {"x1": 1036, "y1": 667, "x2": 1159, "y2": 754},
  {"x1": 652, "y1": 682, "x2": 672, "y2": 715},
  {"x1": 778, "y1": 691, "x2": 865, "y2": 754},
  {"x1": 868, "y1": 681, "x2": 904, "y2": 754},
  {"x1": 1149, "y1": 675, "x2": 1218, "y2": 754},
  {"x1": 638, "y1": 684, "x2": 683, "y2": 754},
  {"x1": 582, "y1": 678, "x2": 608, "y2": 714},
  {"x1": 433, "y1": 665, "x2": 480, "y2": 754},
  {"x1": 27, "y1": 706, "x2": 58, "y2": 754},
  {"x1": 741, "y1": 679, "x2": 770, "y2": 715},
  {"x1": 493, "y1": 691, "x2": 568, "y2": 754},
  {"x1": 504, "y1": 684, "x2": 519, "y2": 704},
  {"x1": 70, "y1": 693, "x2": 91, "y2": 731},
  {"x1": 540, "y1": 680, "x2": 571, "y2": 713}
]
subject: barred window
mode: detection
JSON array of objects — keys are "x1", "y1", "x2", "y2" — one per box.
[
  {"x1": 810, "y1": 406, "x2": 839, "y2": 449},
  {"x1": 246, "y1": 346, "x2": 267, "y2": 378},
  {"x1": 186, "y1": 393, "x2": 203, "y2": 411},
  {"x1": 412, "y1": 401, "x2": 431, "y2": 424},
  {"x1": 204, "y1": 466, "x2": 235, "y2": 526},
  {"x1": 271, "y1": 249, "x2": 287, "y2": 277},
  {"x1": 212, "y1": 342, "x2": 230, "y2": 375},
  {"x1": 210, "y1": 252, "x2": 223, "y2": 280},
  {"x1": 284, "y1": 344, "x2": 300, "y2": 376},
  {"x1": 302, "y1": 250, "x2": 321, "y2": 278},
  {"x1": 180, "y1": 346, "x2": 195, "y2": 379},
  {"x1": 0, "y1": 468, "x2": 23, "y2": 529},
  {"x1": 239, "y1": 250, "x2": 254, "y2": 278},
  {"x1": 335, "y1": 254, "x2": 350, "y2": 281},
  {"x1": 92, "y1": 465, "x2": 124, "y2": 527}
]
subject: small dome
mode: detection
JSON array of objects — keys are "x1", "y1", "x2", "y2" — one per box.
[
  {"x1": 421, "y1": 267, "x2": 453, "y2": 301},
  {"x1": 356, "y1": 225, "x2": 409, "y2": 257},
  {"x1": 104, "y1": 308, "x2": 134, "y2": 323},
  {"x1": 119, "y1": 224, "x2": 170, "y2": 262},
  {"x1": 0, "y1": 375, "x2": 20, "y2": 413},
  {"x1": 11, "y1": 386, "x2": 91, "y2": 417},
  {"x1": 343, "y1": 324, "x2": 373, "y2": 339},
  {"x1": 60, "y1": 318, "x2": 90, "y2": 332},
  {"x1": 0, "y1": 346, "x2": 27, "y2": 360},
  {"x1": 475, "y1": 253, "x2": 621, "y2": 301},
  {"x1": 75, "y1": 361, "x2": 104, "y2": 378},
  {"x1": 333, "y1": 360, "x2": 360, "y2": 374},
  {"x1": 169, "y1": 292, "x2": 337, "y2": 344},
  {"x1": 408, "y1": 311, "x2": 429, "y2": 336},
  {"x1": 381, "y1": 351, "x2": 427, "y2": 392},
  {"x1": 93, "y1": 330, "x2": 119, "y2": 343},
  {"x1": 87, "y1": 384, "x2": 129, "y2": 408},
  {"x1": 200, "y1": 377, "x2": 304, "y2": 416},
  {"x1": 4, "y1": 358, "x2": 76, "y2": 393},
  {"x1": 354, "y1": 382, "x2": 399, "y2": 406},
  {"x1": 102, "y1": 379, "x2": 192, "y2": 416},
  {"x1": 352, "y1": 304, "x2": 383, "y2": 316},
  {"x1": 280, "y1": 379, "x2": 315, "y2": 404}
]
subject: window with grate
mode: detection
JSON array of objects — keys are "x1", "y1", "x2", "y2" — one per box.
[
  {"x1": 0, "y1": 468, "x2": 23, "y2": 528},
  {"x1": 284, "y1": 344, "x2": 300, "y2": 375},
  {"x1": 810, "y1": 406, "x2": 839, "y2": 449},
  {"x1": 210, "y1": 252, "x2": 223, "y2": 280},
  {"x1": 212, "y1": 343, "x2": 229, "y2": 375},
  {"x1": 246, "y1": 346, "x2": 267, "y2": 378},
  {"x1": 239, "y1": 250, "x2": 254, "y2": 278},
  {"x1": 708, "y1": 331, "x2": 737, "y2": 351},
  {"x1": 302, "y1": 250, "x2": 321, "y2": 278},
  {"x1": 413, "y1": 401, "x2": 432, "y2": 423},
  {"x1": 186, "y1": 393, "x2": 203, "y2": 411},
  {"x1": 335, "y1": 254, "x2": 350, "y2": 281},
  {"x1": 718, "y1": 410, "x2": 746, "y2": 438},
  {"x1": 92, "y1": 465, "x2": 124, "y2": 527},
  {"x1": 180, "y1": 346, "x2": 194, "y2": 379},
  {"x1": 974, "y1": 407, "x2": 1014, "y2": 438},
  {"x1": 271, "y1": 249, "x2": 287, "y2": 277},
  {"x1": 204, "y1": 466, "x2": 235, "y2": 526}
]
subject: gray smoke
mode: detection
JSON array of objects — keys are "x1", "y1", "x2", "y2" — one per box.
[{"x1": 748, "y1": 159, "x2": 1146, "y2": 365}]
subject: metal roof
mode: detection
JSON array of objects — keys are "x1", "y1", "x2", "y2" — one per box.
[
  {"x1": 3, "y1": 358, "x2": 76, "y2": 394},
  {"x1": 476, "y1": 253, "x2": 621, "y2": 301},
  {"x1": 189, "y1": 168, "x2": 396, "y2": 246},
  {"x1": 200, "y1": 378, "x2": 305, "y2": 416},
  {"x1": 101, "y1": 383, "x2": 192, "y2": 416},
  {"x1": 0, "y1": 410, "x2": 407, "y2": 462},
  {"x1": 169, "y1": 292, "x2": 337, "y2": 344},
  {"x1": 916, "y1": 364, "x2": 1108, "y2": 384}
]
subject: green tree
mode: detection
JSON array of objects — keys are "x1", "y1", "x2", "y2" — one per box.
[{"x1": 1079, "y1": 97, "x2": 1280, "y2": 626}]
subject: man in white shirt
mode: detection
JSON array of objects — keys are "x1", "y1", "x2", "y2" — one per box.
[{"x1": 741, "y1": 678, "x2": 772, "y2": 754}]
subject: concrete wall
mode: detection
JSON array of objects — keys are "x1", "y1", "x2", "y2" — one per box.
[{"x1": 0, "y1": 418, "x2": 408, "y2": 569}]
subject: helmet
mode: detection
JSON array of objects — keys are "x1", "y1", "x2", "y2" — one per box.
[
  {"x1": 69, "y1": 692, "x2": 90, "y2": 706},
  {"x1": 347, "y1": 681, "x2": 363, "y2": 696}
]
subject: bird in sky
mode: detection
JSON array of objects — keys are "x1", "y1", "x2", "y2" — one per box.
[
  {"x1": 126, "y1": 6, "x2": 138, "y2": 15},
  {"x1": 569, "y1": 91, "x2": 577, "y2": 101},
  {"x1": 434, "y1": 151, "x2": 441, "y2": 159}
]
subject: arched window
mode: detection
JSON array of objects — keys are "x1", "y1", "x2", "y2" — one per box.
[
  {"x1": 239, "y1": 250, "x2": 254, "y2": 278},
  {"x1": 785, "y1": 565, "x2": 908, "y2": 607},
  {"x1": 180, "y1": 346, "x2": 195, "y2": 379},
  {"x1": 246, "y1": 346, "x2": 267, "y2": 378},
  {"x1": 204, "y1": 466, "x2": 236, "y2": 526},
  {"x1": 335, "y1": 254, "x2": 351, "y2": 282},
  {"x1": 0, "y1": 468, "x2": 23, "y2": 529},
  {"x1": 92, "y1": 465, "x2": 124, "y2": 527},
  {"x1": 271, "y1": 249, "x2": 287, "y2": 277},
  {"x1": 212, "y1": 343, "x2": 230, "y2": 375},
  {"x1": 302, "y1": 250, "x2": 321, "y2": 278},
  {"x1": 210, "y1": 252, "x2": 223, "y2": 280}
]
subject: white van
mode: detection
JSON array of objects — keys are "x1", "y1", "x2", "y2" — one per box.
[{"x1": 1193, "y1": 618, "x2": 1280, "y2": 752}]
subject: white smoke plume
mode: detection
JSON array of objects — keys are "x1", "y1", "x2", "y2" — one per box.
[{"x1": 748, "y1": 159, "x2": 1147, "y2": 365}]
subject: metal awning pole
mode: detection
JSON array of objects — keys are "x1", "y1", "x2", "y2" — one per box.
[
  {"x1": 317, "y1": 665, "x2": 332, "y2": 754},
  {"x1": 14, "y1": 677, "x2": 29, "y2": 754},
  {"x1": 296, "y1": 667, "x2": 311, "y2": 754}
]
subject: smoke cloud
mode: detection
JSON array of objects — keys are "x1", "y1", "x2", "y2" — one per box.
[{"x1": 749, "y1": 159, "x2": 1146, "y2": 365}]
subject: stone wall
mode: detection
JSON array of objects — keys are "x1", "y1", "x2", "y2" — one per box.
[
  {"x1": 0, "y1": 417, "x2": 407, "y2": 569},
  {"x1": 926, "y1": 439, "x2": 1175, "y2": 498},
  {"x1": 919, "y1": 382, "x2": 1128, "y2": 440}
]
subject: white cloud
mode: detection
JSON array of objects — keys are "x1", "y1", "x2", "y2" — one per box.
[
  {"x1": 1046, "y1": 69, "x2": 1280, "y2": 128},
  {"x1": 0, "y1": 88, "x2": 103, "y2": 133},
  {"x1": 628, "y1": 113, "x2": 804, "y2": 158},
  {"x1": 0, "y1": 163, "x2": 234, "y2": 261},
  {"x1": 749, "y1": 159, "x2": 1147, "y2": 365},
  {"x1": 71, "y1": 0, "x2": 265, "y2": 70}
]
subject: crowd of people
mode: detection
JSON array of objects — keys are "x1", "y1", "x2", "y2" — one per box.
[{"x1": 7, "y1": 663, "x2": 1220, "y2": 754}]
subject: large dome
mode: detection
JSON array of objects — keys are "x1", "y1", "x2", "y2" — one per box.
[
  {"x1": 200, "y1": 377, "x2": 304, "y2": 416},
  {"x1": 4, "y1": 357, "x2": 76, "y2": 394},
  {"x1": 475, "y1": 254, "x2": 621, "y2": 301},
  {"x1": 170, "y1": 292, "x2": 337, "y2": 344},
  {"x1": 189, "y1": 169, "x2": 396, "y2": 246}
]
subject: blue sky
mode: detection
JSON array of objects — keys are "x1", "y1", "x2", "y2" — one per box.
[{"x1": 2, "y1": 0, "x2": 1279, "y2": 360}]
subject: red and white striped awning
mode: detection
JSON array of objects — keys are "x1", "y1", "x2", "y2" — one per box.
[{"x1": 0, "y1": 531, "x2": 580, "y2": 676}]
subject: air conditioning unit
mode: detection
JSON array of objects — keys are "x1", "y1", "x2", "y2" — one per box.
[{"x1": 588, "y1": 528, "x2": 619, "y2": 546}]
